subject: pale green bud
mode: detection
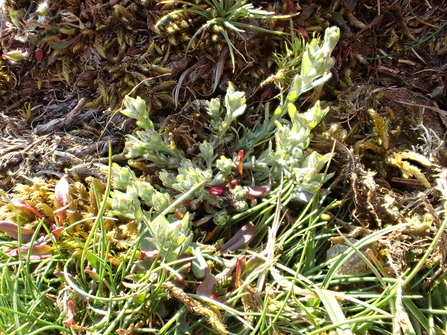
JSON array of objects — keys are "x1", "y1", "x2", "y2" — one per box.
[
  {"x1": 232, "y1": 185, "x2": 248, "y2": 200},
  {"x1": 234, "y1": 200, "x2": 248, "y2": 212},
  {"x1": 214, "y1": 210, "x2": 230, "y2": 226}
]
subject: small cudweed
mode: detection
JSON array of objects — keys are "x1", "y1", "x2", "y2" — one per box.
[
  {"x1": 234, "y1": 200, "x2": 248, "y2": 212},
  {"x1": 232, "y1": 185, "x2": 248, "y2": 201},
  {"x1": 216, "y1": 156, "x2": 237, "y2": 176},
  {"x1": 214, "y1": 210, "x2": 230, "y2": 226}
]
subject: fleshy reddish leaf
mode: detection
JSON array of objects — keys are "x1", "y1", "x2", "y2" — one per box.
[
  {"x1": 47, "y1": 49, "x2": 58, "y2": 65},
  {"x1": 55, "y1": 177, "x2": 70, "y2": 221},
  {"x1": 196, "y1": 267, "x2": 216, "y2": 298},
  {"x1": 10, "y1": 197, "x2": 43, "y2": 218},
  {"x1": 193, "y1": 215, "x2": 213, "y2": 227},
  {"x1": 63, "y1": 299, "x2": 76, "y2": 326},
  {"x1": 234, "y1": 256, "x2": 247, "y2": 287},
  {"x1": 139, "y1": 250, "x2": 158, "y2": 260},
  {"x1": 0, "y1": 220, "x2": 35, "y2": 242},
  {"x1": 85, "y1": 268, "x2": 100, "y2": 281},
  {"x1": 226, "y1": 179, "x2": 239, "y2": 189},
  {"x1": 300, "y1": 4, "x2": 317, "y2": 20},
  {"x1": 296, "y1": 26, "x2": 309, "y2": 38},
  {"x1": 35, "y1": 48, "x2": 43, "y2": 61},
  {"x1": 55, "y1": 177, "x2": 70, "y2": 206},
  {"x1": 343, "y1": 0, "x2": 357, "y2": 11},
  {"x1": 288, "y1": 0, "x2": 300, "y2": 13},
  {"x1": 244, "y1": 185, "x2": 270, "y2": 199},
  {"x1": 209, "y1": 186, "x2": 224, "y2": 196},
  {"x1": 221, "y1": 222, "x2": 256, "y2": 253},
  {"x1": 51, "y1": 227, "x2": 64, "y2": 242},
  {"x1": 6, "y1": 244, "x2": 52, "y2": 259},
  {"x1": 260, "y1": 86, "x2": 273, "y2": 99}
]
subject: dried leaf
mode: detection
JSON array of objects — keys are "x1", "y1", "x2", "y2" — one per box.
[
  {"x1": 387, "y1": 152, "x2": 431, "y2": 188},
  {"x1": 369, "y1": 109, "x2": 389, "y2": 150},
  {"x1": 163, "y1": 282, "x2": 227, "y2": 335}
]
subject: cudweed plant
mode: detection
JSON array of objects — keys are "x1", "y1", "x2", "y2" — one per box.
[{"x1": 111, "y1": 26, "x2": 340, "y2": 257}]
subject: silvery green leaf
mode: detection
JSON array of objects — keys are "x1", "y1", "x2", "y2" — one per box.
[
  {"x1": 191, "y1": 247, "x2": 208, "y2": 279},
  {"x1": 112, "y1": 164, "x2": 136, "y2": 190},
  {"x1": 302, "y1": 152, "x2": 333, "y2": 172},
  {"x1": 199, "y1": 141, "x2": 215, "y2": 169},
  {"x1": 120, "y1": 96, "x2": 154, "y2": 130},
  {"x1": 210, "y1": 172, "x2": 227, "y2": 185},
  {"x1": 216, "y1": 156, "x2": 237, "y2": 175},
  {"x1": 150, "y1": 191, "x2": 172, "y2": 213},
  {"x1": 159, "y1": 171, "x2": 176, "y2": 188},
  {"x1": 309, "y1": 72, "x2": 333, "y2": 91},
  {"x1": 206, "y1": 98, "x2": 222, "y2": 132},
  {"x1": 108, "y1": 187, "x2": 142, "y2": 221},
  {"x1": 301, "y1": 101, "x2": 330, "y2": 129},
  {"x1": 291, "y1": 189, "x2": 315, "y2": 203},
  {"x1": 287, "y1": 76, "x2": 302, "y2": 103},
  {"x1": 144, "y1": 212, "x2": 193, "y2": 263},
  {"x1": 124, "y1": 129, "x2": 183, "y2": 166},
  {"x1": 224, "y1": 82, "x2": 246, "y2": 114},
  {"x1": 323, "y1": 26, "x2": 341, "y2": 56}
]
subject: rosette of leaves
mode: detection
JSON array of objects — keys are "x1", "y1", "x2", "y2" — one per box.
[{"x1": 155, "y1": 0, "x2": 290, "y2": 69}]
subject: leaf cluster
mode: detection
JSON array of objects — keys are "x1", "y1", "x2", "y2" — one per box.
[
  {"x1": 155, "y1": 0, "x2": 292, "y2": 69},
  {"x1": 112, "y1": 27, "x2": 340, "y2": 261}
]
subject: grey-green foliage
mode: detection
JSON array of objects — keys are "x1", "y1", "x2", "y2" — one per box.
[
  {"x1": 159, "y1": 160, "x2": 213, "y2": 200},
  {"x1": 207, "y1": 82, "x2": 247, "y2": 145},
  {"x1": 109, "y1": 26, "x2": 340, "y2": 258},
  {"x1": 121, "y1": 96, "x2": 182, "y2": 167},
  {"x1": 143, "y1": 212, "x2": 193, "y2": 263},
  {"x1": 108, "y1": 164, "x2": 173, "y2": 221},
  {"x1": 237, "y1": 26, "x2": 340, "y2": 152}
]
